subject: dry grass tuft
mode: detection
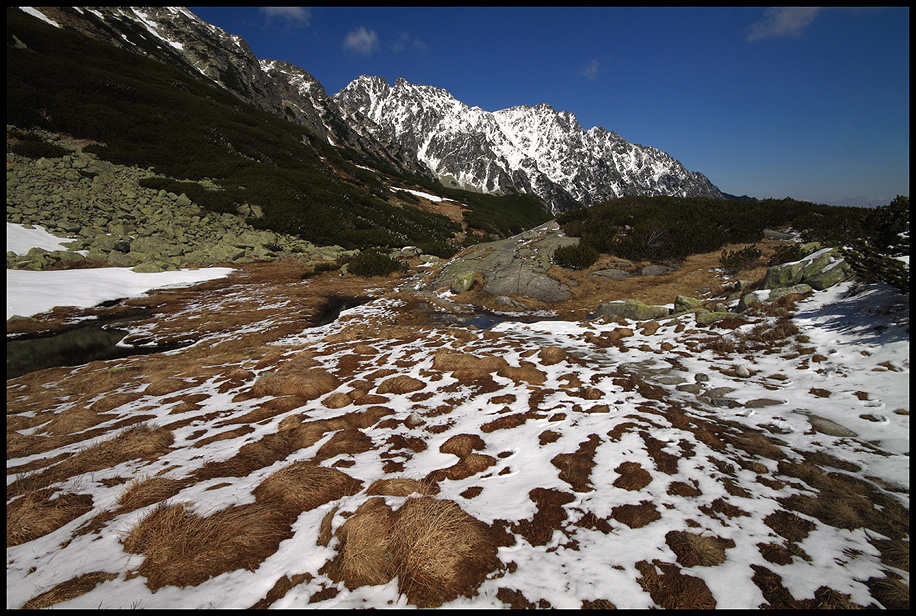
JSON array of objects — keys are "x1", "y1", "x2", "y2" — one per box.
[
  {"x1": 326, "y1": 497, "x2": 399, "y2": 589},
  {"x1": 253, "y1": 462, "x2": 363, "y2": 512},
  {"x1": 432, "y1": 349, "x2": 508, "y2": 379},
  {"x1": 7, "y1": 424, "x2": 173, "y2": 498},
  {"x1": 377, "y1": 375, "x2": 425, "y2": 395},
  {"x1": 117, "y1": 476, "x2": 188, "y2": 513},
  {"x1": 322, "y1": 392, "x2": 353, "y2": 409},
  {"x1": 635, "y1": 560, "x2": 717, "y2": 609},
  {"x1": 537, "y1": 346, "x2": 567, "y2": 366},
  {"x1": 497, "y1": 362, "x2": 548, "y2": 386},
  {"x1": 7, "y1": 489, "x2": 93, "y2": 547},
  {"x1": 249, "y1": 369, "x2": 339, "y2": 401},
  {"x1": 439, "y1": 433, "x2": 486, "y2": 457},
  {"x1": 20, "y1": 571, "x2": 119, "y2": 609},
  {"x1": 327, "y1": 495, "x2": 500, "y2": 608},
  {"x1": 391, "y1": 497, "x2": 500, "y2": 607},
  {"x1": 144, "y1": 377, "x2": 191, "y2": 396},
  {"x1": 665, "y1": 530, "x2": 735, "y2": 567},
  {"x1": 122, "y1": 501, "x2": 292, "y2": 591},
  {"x1": 366, "y1": 477, "x2": 440, "y2": 497},
  {"x1": 39, "y1": 406, "x2": 113, "y2": 436}
]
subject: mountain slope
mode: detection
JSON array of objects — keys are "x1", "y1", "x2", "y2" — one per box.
[
  {"x1": 19, "y1": 7, "x2": 729, "y2": 214},
  {"x1": 334, "y1": 76, "x2": 726, "y2": 213}
]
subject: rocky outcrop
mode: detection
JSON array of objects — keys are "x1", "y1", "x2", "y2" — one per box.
[
  {"x1": 430, "y1": 221, "x2": 577, "y2": 303},
  {"x1": 760, "y1": 245, "x2": 852, "y2": 291},
  {"x1": 6, "y1": 133, "x2": 350, "y2": 271}
]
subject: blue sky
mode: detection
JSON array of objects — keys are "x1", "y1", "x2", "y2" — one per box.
[{"x1": 187, "y1": 6, "x2": 909, "y2": 207}]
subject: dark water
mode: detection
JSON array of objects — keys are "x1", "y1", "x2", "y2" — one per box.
[
  {"x1": 311, "y1": 296, "x2": 372, "y2": 327},
  {"x1": 6, "y1": 323, "x2": 190, "y2": 380}
]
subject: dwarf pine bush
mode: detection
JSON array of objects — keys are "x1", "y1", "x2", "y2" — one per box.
[
  {"x1": 553, "y1": 241, "x2": 599, "y2": 270},
  {"x1": 841, "y1": 196, "x2": 909, "y2": 293}
]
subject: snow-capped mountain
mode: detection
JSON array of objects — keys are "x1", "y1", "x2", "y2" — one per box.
[
  {"x1": 334, "y1": 76, "x2": 726, "y2": 212},
  {"x1": 18, "y1": 6, "x2": 728, "y2": 212}
]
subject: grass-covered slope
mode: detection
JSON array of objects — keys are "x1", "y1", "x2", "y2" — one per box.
[{"x1": 6, "y1": 8, "x2": 549, "y2": 249}]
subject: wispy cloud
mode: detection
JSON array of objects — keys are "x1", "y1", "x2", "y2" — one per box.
[
  {"x1": 391, "y1": 32, "x2": 427, "y2": 54},
  {"x1": 343, "y1": 26, "x2": 379, "y2": 55},
  {"x1": 747, "y1": 7, "x2": 823, "y2": 41},
  {"x1": 581, "y1": 59, "x2": 600, "y2": 80},
  {"x1": 260, "y1": 6, "x2": 311, "y2": 28}
]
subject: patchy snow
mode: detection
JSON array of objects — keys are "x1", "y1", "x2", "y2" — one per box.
[
  {"x1": 17, "y1": 6, "x2": 59, "y2": 28},
  {"x1": 6, "y1": 225, "x2": 232, "y2": 319},
  {"x1": 5, "y1": 229, "x2": 909, "y2": 609},
  {"x1": 7, "y1": 222, "x2": 82, "y2": 255}
]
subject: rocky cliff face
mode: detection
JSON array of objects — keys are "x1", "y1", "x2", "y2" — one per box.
[{"x1": 334, "y1": 77, "x2": 726, "y2": 213}]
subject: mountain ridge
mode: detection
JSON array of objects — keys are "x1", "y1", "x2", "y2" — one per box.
[{"x1": 16, "y1": 7, "x2": 730, "y2": 213}]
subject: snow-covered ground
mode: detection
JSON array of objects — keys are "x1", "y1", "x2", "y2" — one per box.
[
  {"x1": 6, "y1": 223, "x2": 233, "y2": 320},
  {"x1": 5, "y1": 224, "x2": 910, "y2": 609}
]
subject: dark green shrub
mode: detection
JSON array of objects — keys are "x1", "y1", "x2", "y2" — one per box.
[
  {"x1": 418, "y1": 241, "x2": 459, "y2": 259},
  {"x1": 720, "y1": 245, "x2": 762, "y2": 273},
  {"x1": 767, "y1": 243, "x2": 810, "y2": 266},
  {"x1": 346, "y1": 249, "x2": 407, "y2": 278},
  {"x1": 10, "y1": 137, "x2": 69, "y2": 159},
  {"x1": 841, "y1": 196, "x2": 909, "y2": 293},
  {"x1": 553, "y1": 241, "x2": 599, "y2": 270}
]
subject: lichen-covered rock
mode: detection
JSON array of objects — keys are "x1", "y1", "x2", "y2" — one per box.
[
  {"x1": 450, "y1": 271, "x2": 475, "y2": 294},
  {"x1": 696, "y1": 311, "x2": 741, "y2": 325},
  {"x1": 760, "y1": 247, "x2": 850, "y2": 290},
  {"x1": 673, "y1": 295, "x2": 703, "y2": 313},
  {"x1": 591, "y1": 299, "x2": 670, "y2": 321}
]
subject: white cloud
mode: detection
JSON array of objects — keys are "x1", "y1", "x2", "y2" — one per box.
[
  {"x1": 582, "y1": 59, "x2": 600, "y2": 80},
  {"x1": 747, "y1": 7, "x2": 823, "y2": 41},
  {"x1": 260, "y1": 6, "x2": 311, "y2": 28},
  {"x1": 343, "y1": 26, "x2": 379, "y2": 55}
]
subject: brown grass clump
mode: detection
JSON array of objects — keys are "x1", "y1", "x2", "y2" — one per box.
[
  {"x1": 432, "y1": 349, "x2": 508, "y2": 380},
  {"x1": 537, "y1": 346, "x2": 567, "y2": 366},
  {"x1": 439, "y1": 433, "x2": 486, "y2": 457},
  {"x1": 144, "y1": 377, "x2": 191, "y2": 397},
  {"x1": 635, "y1": 560, "x2": 717, "y2": 609},
  {"x1": 391, "y1": 497, "x2": 500, "y2": 607},
  {"x1": 253, "y1": 462, "x2": 363, "y2": 512},
  {"x1": 249, "y1": 368, "x2": 339, "y2": 401},
  {"x1": 89, "y1": 391, "x2": 143, "y2": 413},
  {"x1": 551, "y1": 434, "x2": 601, "y2": 492},
  {"x1": 20, "y1": 571, "x2": 119, "y2": 609},
  {"x1": 366, "y1": 477, "x2": 440, "y2": 497},
  {"x1": 38, "y1": 406, "x2": 113, "y2": 436},
  {"x1": 122, "y1": 501, "x2": 292, "y2": 591},
  {"x1": 377, "y1": 375, "x2": 425, "y2": 395},
  {"x1": 322, "y1": 392, "x2": 352, "y2": 409},
  {"x1": 7, "y1": 424, "x2": 174, "y2": 498},
  {"x1": 326, "y1": 497, "x2": 399, "y2": 589},
  {"x1": 613, "y1": 461, "x2": 653, "y2": 491},
  {"x1": 116, "y1": 476, "x2": 188, "y2": 513},
  {"x1": 427, "y1": 453, "x2": 498, "y2": 482},
  {"x1": 7, "y1": 489, "x2": 93, "y2": 547},
  {"x1": 497, "y1": 362, "x2": 548, "y2": 386},
  {"x1": 611, "y1": 501, "x2": 662, "y2": 529},
  {"x1": 665, "y1": 530, "x2": 735, "y2": 567},
  {"x1": 314, "y1": 427, "x2": 375, "y2": 462}
]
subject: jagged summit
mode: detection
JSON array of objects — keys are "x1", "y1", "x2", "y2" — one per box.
[{"x1": 334, "y1": 75, "x2": 726, "y2": 213}]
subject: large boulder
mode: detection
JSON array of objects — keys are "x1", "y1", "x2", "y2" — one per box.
[
  {"x1": 760, "y1": 247, "x2": 851, "y2": 290},
  {"x1": 431, "y1": 221, "x2": 573, "y2": 303}
]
